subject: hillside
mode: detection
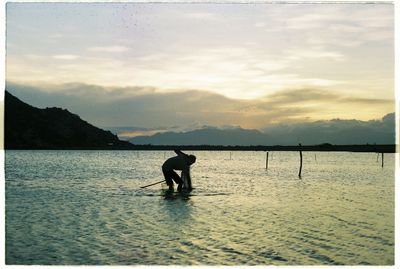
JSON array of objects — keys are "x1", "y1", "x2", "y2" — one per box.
[{"x1": 4, "y1": 91, "x2": 134, "y2": 149}]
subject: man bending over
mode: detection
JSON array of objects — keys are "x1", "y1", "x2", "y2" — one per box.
[{"x1": 162, "y1": 150, "x2": 196, "y2": 192}]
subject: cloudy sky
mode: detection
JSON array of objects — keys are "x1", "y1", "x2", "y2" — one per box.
[{"x1": 6, "y1": 2, "x2": 394, "y2": 130}]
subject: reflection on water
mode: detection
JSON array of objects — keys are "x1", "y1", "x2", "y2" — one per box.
[
  {"x1": 161, "y1": 190, "x2": 193, "y2": 221},
  {"x1": 5, "y1": 150, "x2": 394, "y2": 265}
]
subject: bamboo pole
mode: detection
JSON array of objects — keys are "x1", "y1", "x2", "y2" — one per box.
[
  {"x1": 381, "y1": 152, "x2": 384, "y2": 168},
  {"x1": 140, "y1": 180, "x2": 164, "y2": 188},
  {"x1": 298, "y1": 143, "x2": 303, "y2": 178},
  {"x1": 266, "y1": 151, "x2": 269, "y2": 170}
]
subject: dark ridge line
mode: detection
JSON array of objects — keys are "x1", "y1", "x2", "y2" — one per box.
[{"x1": 5, "y1": 144, "x2": 396, "y2": 153}]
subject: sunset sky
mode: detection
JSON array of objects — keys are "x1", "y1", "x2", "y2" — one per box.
[{"x1": 5, "y1": 2, "x2": 395, "y2": 130}]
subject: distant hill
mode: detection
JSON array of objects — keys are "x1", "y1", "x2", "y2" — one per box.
[
  {"x1": 4, "y1": 91, "x2": 134, "y2": 149},
  {"x1": 129, "y1": 127, "x2": 268, "y2": 146},
  {"x1": 261, "y1": 113, "x2": 395, "y2": 145},
  {"x1": 129, "y1": 113, "x2": 395, "y2": 146}
]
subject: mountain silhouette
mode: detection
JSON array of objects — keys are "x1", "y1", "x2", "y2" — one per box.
[
  {"x1": 129, "y1": 127, "x2": 269, "y2": 146},
  {"x1": 4, "y1": 91, "x2": 134, "y2": 149},
  {"x1": 129, "y1": 114, "x2": 395, "y2": 146}
]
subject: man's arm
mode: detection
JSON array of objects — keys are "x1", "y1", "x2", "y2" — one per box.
[{"x1": 174, "y1": 149, "x2": 188, "y2": 157}]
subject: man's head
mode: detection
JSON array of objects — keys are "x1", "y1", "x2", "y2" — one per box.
[{"x1": 188, "y1": 155, "x2": 196, "y2": 165}]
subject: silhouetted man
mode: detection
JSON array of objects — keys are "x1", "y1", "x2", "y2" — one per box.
[{"x1": 162, "y1": 149, "x2": 196, "y2": 192}]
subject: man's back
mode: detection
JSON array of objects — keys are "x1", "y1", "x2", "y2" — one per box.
[{"x1": 162, "y1": 155, "x2": 189, "y2": 172}]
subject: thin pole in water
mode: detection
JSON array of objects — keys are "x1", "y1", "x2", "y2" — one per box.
[
  {"x1": 266, "y1": 151, "x2": 269, "y2": 170},
  {"x1": 298, "y1": 143, "x2": 303, "y2": 178},
  {"x1": 382, "y1": 152, "x2": 384, "y2": 168}
]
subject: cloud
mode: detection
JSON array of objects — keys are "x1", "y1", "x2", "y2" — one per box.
[
  {"x1": 259, "y1": 88, "x2": 392, "y2": 108},
  {"x1": 340, "y1": 97, "x2": 392, "y2": 105},
  {"x1": 264, "y1": 88, "x2": 338, "y2": 104},
  {"x1": 183, "y1": 12, "x2": 216, "y2": 19},
  {"x1": 87, "y1": 46, "x2": 130, "y2": 53},
  {"x1": 7, "y1": 5, "x2": 393, "y2": 101},
  {"x1": 233, "y1": 87, "x2": 394, "y2": 127},
  {"x1": 52, "y1": 54, "x2": 80, "y2": 60},
  {"x1": 117, "y1": 130, "x2": 160, "y2": 140},
  {"x1": 49, "y1": 33, "x2": 64, "y2": 39},
  {"x1": 24, "y1": 54, "x2": 45, "y2": 60},
  {"x1": 264, "y1": 4, "x2": 393, "y2": 48},
  {"x1": 6, "y1": 3, "x2": 393, "y2": 104},
  {"x1": 117, "y1": 46, "x2": 345, "y2": 99},
  {"x1": 5, "y1": 82, "x2": 394, "y2": 131},
  {"x1": 254, "y1": 22, "x2": 266, "y2": 28},
  {"x1": 284, "y1": 47, "x2": 345, "y2": 62}
]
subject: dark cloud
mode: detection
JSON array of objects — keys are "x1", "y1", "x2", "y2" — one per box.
[
  {"x1": 259, "y1": 88, "x2": 392, "y2": 106},
  {"x1": 264, "y1": 88, "x2": 338, "y2": 104},
  {"x1": 5, "y1": 81, "x2": 394, "y2": 130},
  {"x1": 5, "y1": 81, "x2": 240, "y2": 128},
  {"x1": 340, "y1": 96, "x2": 392, "y2": 105}
]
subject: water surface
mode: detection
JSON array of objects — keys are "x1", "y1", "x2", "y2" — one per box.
[{"x1": 5, "y1": 150, "x2": 394, "y2": 265}]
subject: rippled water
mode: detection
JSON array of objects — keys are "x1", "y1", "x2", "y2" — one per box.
[{"x1": 5, "y1": 150, "x2": 394, "y2": 265}]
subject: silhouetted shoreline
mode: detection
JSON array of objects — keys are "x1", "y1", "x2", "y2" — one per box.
[{"x1": 5, "y1": 144, "x2": 396, "y2": 153}]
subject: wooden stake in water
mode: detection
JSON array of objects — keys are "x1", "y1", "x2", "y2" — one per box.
[
  {"x1": 381, "y1": 152, "x2": 384, "y2": 168},
  {"x1": 298, "y1": 143, "x2": 303, "y2": 178},
  {"x1": 266, "y1": 151, "x2": 269, "y2": 170}
]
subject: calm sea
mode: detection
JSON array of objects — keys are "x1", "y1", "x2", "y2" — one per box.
[{"x1": 5, "y1": 150, "x2": 394, "y2": 265}]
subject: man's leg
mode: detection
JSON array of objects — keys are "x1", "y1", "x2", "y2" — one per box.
[
  {"x1": 169, "y1": 170, "x2": 183, "y2": 192},
  {"x1": 163, "y1": 170, "x2": 174, "y2": 191}
]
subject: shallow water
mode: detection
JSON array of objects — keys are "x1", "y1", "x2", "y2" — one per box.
[{"x1": 5, "y1": 150, "x2": 394, "y2": 265}]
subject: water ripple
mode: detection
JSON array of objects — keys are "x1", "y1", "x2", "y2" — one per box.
[{"x1": 5, "y1": 150, "x2": 395, "y2": 265}]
